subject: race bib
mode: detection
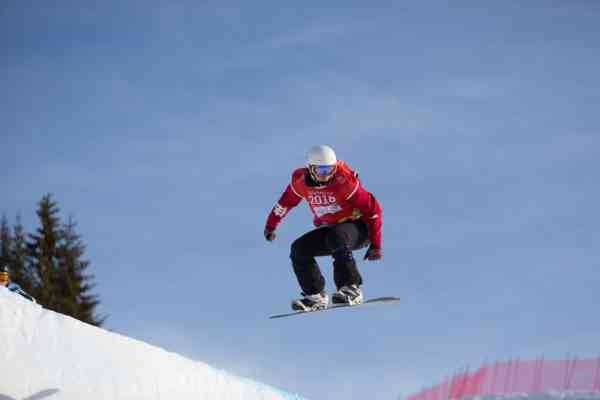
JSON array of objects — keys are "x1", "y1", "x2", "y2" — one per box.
[{"x1": 313, "y1": 204, "x2": 343, "y2": 217}]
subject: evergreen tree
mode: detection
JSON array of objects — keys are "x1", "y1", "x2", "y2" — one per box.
[
  {"x1": 0, "y1": 214, "x2": 11, "y2": 267},
  {"x1": 11, "y1": 216, "x2": 34, "y2": 294},
  {"x1": 57, "y1": 216, "x2": 105, "y2": 326},
  {"x1": 0, "y1": 214, "x2": 34, "y2": 293},
  {"x1": 6, "y1": 194, "x2": 105, "y2": 326},
  {"x1": 28, "y1": 194, "x2": 62, "y2": 310}
]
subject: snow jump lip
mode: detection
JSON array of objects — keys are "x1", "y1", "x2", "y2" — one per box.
[{"x1": 0, "y1": 287, "x2": 308, "y2": 400}]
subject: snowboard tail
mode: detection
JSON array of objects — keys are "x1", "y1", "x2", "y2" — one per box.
[{"x1": 269, "y1": 296, "x2": 400, "y2": 319}]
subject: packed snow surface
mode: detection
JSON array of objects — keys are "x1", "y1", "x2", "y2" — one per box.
[{"x1": 0, "y1": 287, "x2": 306, "y2": 400}]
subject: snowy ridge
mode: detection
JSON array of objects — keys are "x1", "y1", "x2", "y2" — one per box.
[{"x1": 0, "y1": 288, "x2": 307, "y2": 400}]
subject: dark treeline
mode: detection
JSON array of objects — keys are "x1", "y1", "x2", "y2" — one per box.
[{"x1": 1, "y1": 194, "x2": 105, "y2": 326}]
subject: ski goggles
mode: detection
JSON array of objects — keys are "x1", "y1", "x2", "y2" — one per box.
[
  {"x1": 310, "y1": 164, "x2": 336, "y2": 177},
  {"x1": 0, "y1": 271, "x2": 8, "y2": 284}
]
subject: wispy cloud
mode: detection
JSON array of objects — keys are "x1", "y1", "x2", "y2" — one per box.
[
  {"x1": 279, "y1": 75, "x2": 435, "y2": 142},
  {"x1": 267, "y1": 22, "x2": 349, "y2": 49},
  {"x1": 443, "y1": 77, "x2": 509, "y2": 100}
]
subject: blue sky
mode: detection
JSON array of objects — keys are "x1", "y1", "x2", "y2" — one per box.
[{"x1": 1, "y1": 1, "x2": 599, "y2": 399}]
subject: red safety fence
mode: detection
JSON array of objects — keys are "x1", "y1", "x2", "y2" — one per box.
[{"x1": 406, "y1": 357, "x2": 600, "y2": 400}]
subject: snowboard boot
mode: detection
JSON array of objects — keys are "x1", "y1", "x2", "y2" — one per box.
[
  {"x1": 331, "y1": 284, "x2": 363, "y2": 305},
  {"x1": 291, "y1": 291, "x2": 329, "y2": 311}
]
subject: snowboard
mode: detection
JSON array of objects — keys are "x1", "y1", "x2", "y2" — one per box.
[{"x1": 269, "y1": 296, "x2": 400, "y2": 319}]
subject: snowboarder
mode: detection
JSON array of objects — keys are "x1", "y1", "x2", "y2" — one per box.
[
  {"x1": 0, "y1": 264, "x2": 36, "y2": 303},
  {"x1": 264, "y1": 145, "x2": 382, "y2": 312}
]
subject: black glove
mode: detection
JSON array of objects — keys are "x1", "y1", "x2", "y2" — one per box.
[
  {"x1": 264, "y1": 228, "x2": 276, "y2": 242},
  {"x1": 364, "y1": 244, "x2": 382, "y2": 261}
]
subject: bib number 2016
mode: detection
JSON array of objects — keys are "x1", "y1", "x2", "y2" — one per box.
[{"x1": 308, "y1": 194, "x2": 337, "y2": 205}]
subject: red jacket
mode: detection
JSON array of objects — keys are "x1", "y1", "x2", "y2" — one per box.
[{"x1": 265, "y1": 161, "x2": 382, "y2": 248}]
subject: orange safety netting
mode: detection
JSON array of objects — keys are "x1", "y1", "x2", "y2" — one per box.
[{"x1": 406, "y1": 357, "x2": 600, "y2": 400}]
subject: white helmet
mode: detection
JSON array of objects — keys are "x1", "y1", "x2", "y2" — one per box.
[
  {"x1": 307, "y1": 145, "x2": 337, "y2": 166},
  {"x1": 306, "y1": 145, "x2": 337, "y2": 183}
]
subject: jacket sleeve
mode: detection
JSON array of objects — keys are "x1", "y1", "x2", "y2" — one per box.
[
  {"x1": 347, "y1": 185, "x2": 382, "y2": 248},
  {"x1": 265, "y1": 184, "x2": 303, "y2": 231}
]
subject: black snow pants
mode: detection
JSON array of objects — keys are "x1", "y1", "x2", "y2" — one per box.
[{"x1": 290, "y1": 220, "x2": 370, "y2": 295}]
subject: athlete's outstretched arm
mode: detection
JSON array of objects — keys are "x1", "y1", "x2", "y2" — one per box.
[{"x1": 264, "y1": 184, "x2": 303, "y2": 241}]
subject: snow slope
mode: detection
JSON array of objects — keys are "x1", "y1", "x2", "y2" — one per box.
[{"x1": 0, "y1": 287, "x2": 306, "y2": 400}]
